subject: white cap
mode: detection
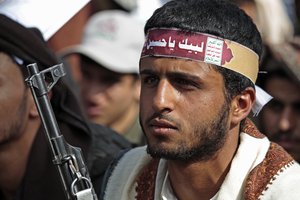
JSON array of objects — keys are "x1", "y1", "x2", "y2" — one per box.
[
  {"x1": 60, "y1": 10, "x2": 145, "y2": 74},
  {"x1": 0, "y1": 0, "x2": 90, "y2": 40}
]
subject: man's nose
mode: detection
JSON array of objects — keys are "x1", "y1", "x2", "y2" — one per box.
[
  {"x1": 279, "y1": 106, "x2": 295, "y2": 132},
  {"x1": 152, "y1": 80, "x2": 177, "y2": 113},
  {"x1": 84, "y1": 79, "x2": 109, "y2": 94}
]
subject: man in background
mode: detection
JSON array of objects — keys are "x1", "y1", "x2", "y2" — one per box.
[
  {"x1": 61, "y1": 10, "x2": 145, "y2": 146},
  {"x1": 0, "y1": 14, "x2": 131, "y2": 200},
  {"x1": 257, "y1": 44, "x2": 300, "y2": 163},
  {"x1": 101, "y1": 0, "x2": 300, "y2": 199}
]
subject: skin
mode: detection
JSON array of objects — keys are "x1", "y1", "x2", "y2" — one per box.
[
  {"x1": 0, "y1": 53, "x2": 40, "y2": 199},
  {"x1": 80, "y1": 59, "x2": 140, "y2": 135},
  {"x1": 139, "y1": 57, "x2": 254, "y2": 200},
  {"x1": 238, "y1": 1, "x2": 259, "y2": 27},
  {"x1": 260, "y1": 75, "x2": 300, "y2": 162}
]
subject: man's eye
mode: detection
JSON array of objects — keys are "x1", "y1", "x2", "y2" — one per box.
[
  {"x1": 292, "y1": 102, "x2": 300, "y2": 115},
  {"x1": 142, "y1": 75, "x2": 157, "y2": 85},
  {"x1": 103, "y1": 76, "x2": 121, "y2": 84},
  {"x1": 267, "y1": 99, "x2": 284, "y2": 113},
  {"x1": 172, "y1": 78, "x2": 199, "y2": 89},
  {"x1": 174, "y1": 78, "x2": 190, "y2": 85}
]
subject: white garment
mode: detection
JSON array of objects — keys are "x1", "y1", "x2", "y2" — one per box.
[
  {"x1": 255, "y1": 0, "x2": 294, "y2": 45},
  {"x1": 103, "y1": 132, "x2": 300, "y2": 200},
  {"x1": 160, "y1": 170, "x2": 218, "y2": 200}
]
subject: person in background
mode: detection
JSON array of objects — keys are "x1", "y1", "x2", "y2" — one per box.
[
  {"x1": 100, "y1": 0, "x2": 300, "y2": 199},
  {"x1": 60, "y1": 10, "x2": 145, "y2": 146},
  {"x1": 0, "y1": 14, "x2": 131, "y2": 200},
  {"x1": 257, "y1": 44, "x2": 300, "y2": 163},
  {"x1": 231, "y1": 0, "x2": 294, "y2": 46},
  {"x1": 230, "y1": 0, "x2": 260, "y2": 30}
]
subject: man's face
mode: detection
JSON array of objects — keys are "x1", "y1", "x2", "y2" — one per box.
[
  {"x1": 0, "y1": 53, "x2": 29, "y2": 145},
  {"x1": 80, "y1": 60, "x2": 140, "y2": 131},
  {"x1": 260, "y1": 75, "x2": 300, "y2": 162},
  {"x1": 139, "y1": 57, "x2": 230, "y2": 162}
]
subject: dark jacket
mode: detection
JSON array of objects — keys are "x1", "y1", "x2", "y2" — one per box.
[
  {"x1": 0, "y1": 13, "x2": 132, "y2": 200},
  {"x1": 12, "y1": 80, "x2": 132, "y2": 200}
]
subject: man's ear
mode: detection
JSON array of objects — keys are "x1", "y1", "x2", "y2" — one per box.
[
  {"x1": 134, "y1": 79, "x2": 141, "y2": 102},
  {"x1": 27, "y1": 89, "x2": 39, "y2": 118},
  {"x1": 27, "y1": 90, "x2": 52, "y2": 118},
  {"x1": 230, "y1": 87, "x2": 256, "y2": 126}
]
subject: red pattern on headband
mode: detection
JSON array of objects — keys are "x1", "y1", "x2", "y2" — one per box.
[{"x1": 141, "y1": 28, "x2": 233, "y2": 66}]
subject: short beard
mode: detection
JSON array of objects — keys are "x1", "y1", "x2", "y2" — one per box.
[
  {"x1": 0, "y1": 91, "x2": 28, "y2": 146},
  {"x1": 146, "y1": 101, "x2": 230, "y2": 163}
]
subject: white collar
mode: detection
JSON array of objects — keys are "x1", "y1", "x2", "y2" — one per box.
[
  {"x1": 157, "y1": 132, "x2": 270, "y2": 200},
  {"x1": 159, "y1": 163, "x2": 219, "y2": 200},
  {"x1": 161, "y1": 170, "x2": 178, "y2": 200}
]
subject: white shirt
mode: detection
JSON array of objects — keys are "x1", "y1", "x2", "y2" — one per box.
[{"x1": 160, "y1": 163, "x2": 218, "y2": 200}]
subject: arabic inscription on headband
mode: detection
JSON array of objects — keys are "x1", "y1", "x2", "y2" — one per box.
[{"x1": 147, "y1": 37, "x2": 204, "y2": 54}]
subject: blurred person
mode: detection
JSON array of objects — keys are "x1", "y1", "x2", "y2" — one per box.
[
  {"x1": 232, "y1": 0, "x2": 294, "y2": 46},
  {"x1": 281, "y1": 0, "x2": 298, "y2": 29},
  {"x1": 60, "y1": 10, "x2": 145, "y2": 146},
  {"x1": 294, "y1": 0, "x2": 300, "y2": 34},
  {"x1": 0, "y1": 14, "x2": 131, "y2": 200},
  {"x1": 47, "y1": 0, "x2": 137, "y2": 82},
  {"x1": 257, "y1": 44, "x2": 300, "y2": 163},
  {"x1": 101, "y1": 0, "x2": 300, "y2": 199},
  {"x1": 230, "y1": 0, "x2": 260, "y2": 28},
  {"x1": 255, "y1": 0, "x2": 294, "y2": 45},
  {"x1": 90, "y1": 0, "x2": 137, "y2": 13},
  {"x1": 131, "y1": 0, "x2": 171, "y2": 23}
]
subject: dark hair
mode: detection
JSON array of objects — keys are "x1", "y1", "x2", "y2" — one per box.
[
  {"x1": 79, "y1": 54, "x2": 139, "y2": 80},
  {"x1": 145, "y1": 0, "x2": 262, "y2": 101},
  {"x1": 229, "y1": 0, "x2": 256, "y2": 6}
]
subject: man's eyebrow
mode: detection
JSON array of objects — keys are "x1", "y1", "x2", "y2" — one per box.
[
  {"x1": 140, "y1": 69, "x2": 155, "y2": 75},
  {"x1": 168, "y1": 71, "x2": 200, "y2": 81},
  {"x1": 140, "y1": 69, "x2": 202, "y2": 82},
  {"x1": 292, "y1": 101, "x2": 300, "y2": 107}
]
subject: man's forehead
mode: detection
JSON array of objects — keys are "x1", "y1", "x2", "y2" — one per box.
[
  {"x1": 0, "y1": 52, "x2": 18, "y2": 66},
  {"x1": 139, "y1": 57, "x2": 220, "y2": 80},
  {"x1": 266, "y1": 76, "x2": 300, "y2": 102},
  {"x1": 140, "y1": 57, "x2": 213, "y2": 71}
]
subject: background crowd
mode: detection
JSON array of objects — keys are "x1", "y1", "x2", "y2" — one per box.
[
  {"x1": 0, "y1": 0, "x2": 299, "y2": 199},
  {"x1": 53, "y1": 0, "x2": 300, "y2": 163}
]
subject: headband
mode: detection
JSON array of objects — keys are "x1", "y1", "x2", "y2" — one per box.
[
  {"x1": 141, "y1": 28, "x2": 259, "y2": 83},
  {"x1": 140, "y1": 28, "x2": 272, "y2": 116}
]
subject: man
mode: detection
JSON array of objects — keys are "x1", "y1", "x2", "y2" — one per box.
[
  {"x1": 60, "y1": 10, "x2": 145, "y2": 146},
  {"x1": 231, "y1": 0, "x2": 259, "y2": 28},
  {"x1": 100, "y1": 0, "x2": 300, "y2": 199},
  {"x1": 257, "y1": 44, "x2": 300, "y2": 163},
  {"x1": 0, "y1": 14, "x2": 131, "y2": 200},
  {"x1": 231, "y1": 0, "x2": 294, "y2": 46}
]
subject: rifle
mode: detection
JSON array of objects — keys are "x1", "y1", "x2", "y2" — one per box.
[{"x1": 25, "y1": 63, "x2": 98, "y2": 200}]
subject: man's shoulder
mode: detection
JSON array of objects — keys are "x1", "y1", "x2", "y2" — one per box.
[
  {"x1": 259, "y1": 161, "x2": 300, "y2": 199},
  {"x1": 87, "y1": 122, "x2": 133, "y2": 175},
  {"x1": 263, "y1": 143, "x2": 300, "y2": 198},
  {"x1": 245, "y1": 142, "x2": 300, "y2": 199},
  {"x1": 100, "y1": 146, "x2": 151, "y2": 199},
  {"x1": 89, "y1": 122, "x2": 132, "y2": 149},
  {"x1": 109, "y1": 146, "x2": 150, "y2": 172}
]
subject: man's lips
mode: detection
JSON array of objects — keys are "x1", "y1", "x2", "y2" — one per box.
[
  {"x1": 148, "y1": 119, "x2": 178, "y2": 135},
  {"x1": 274, "y1": 135, "x2": 300, "y2": 151},
  {"x1": 85, "y1": 102, "x2": 103, "y2": 117},
  {"x1": 277, "y1": 139, "x2": 298, "y2": 150}
]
